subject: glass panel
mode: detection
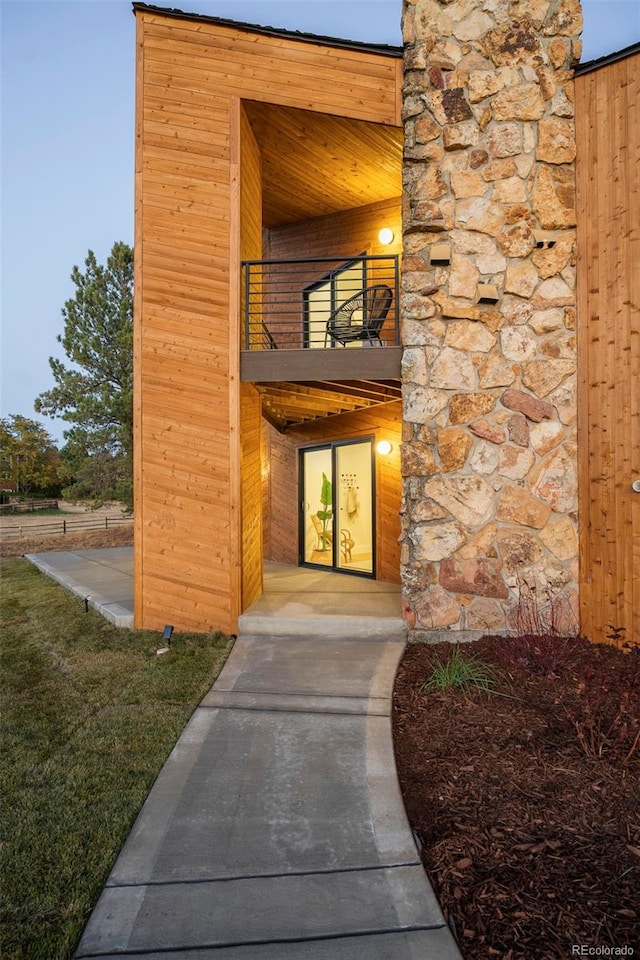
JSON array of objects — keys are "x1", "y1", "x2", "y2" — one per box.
[
  {"x1": 302, "y1": 447, "x2": 334, "y2": 565},
  {"x1": 304, "y1": 260, "x2": 364, "y2": 349},
  {"x1": 334, "y1": 261, "x2": 365, "y2": 350},
  {"x1": 335, "y1": 441, "x2": 373, "y2": 574},
  {"x1": 305, "y1": 281, "x2": 331, "y2": 349}
]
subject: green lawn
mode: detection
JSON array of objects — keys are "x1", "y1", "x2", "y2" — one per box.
[{"x1": 0, "y1": 558, "x2": 234, "y2": 960}]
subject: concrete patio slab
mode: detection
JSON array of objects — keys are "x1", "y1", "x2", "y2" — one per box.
[
  {"x1": 25, "y1": 547, "x2": 134, "y2": 627},
  {"x1": 238, "y1": 562, "x2": 406, "y2": 639}
]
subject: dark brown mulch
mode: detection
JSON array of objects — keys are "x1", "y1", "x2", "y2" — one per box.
[{"x1": 392, "y1": 635, "x2": 640, "y2": 960}]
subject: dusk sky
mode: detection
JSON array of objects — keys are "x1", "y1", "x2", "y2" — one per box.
[{"x1": 2, "y1": 0, "x2": 639, "y2": 444}]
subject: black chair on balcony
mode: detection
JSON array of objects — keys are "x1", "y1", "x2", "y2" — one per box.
[{"x1": 325, "y1": 284, "x2": 393, "y2": 347}]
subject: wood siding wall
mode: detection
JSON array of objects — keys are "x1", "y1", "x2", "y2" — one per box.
[
  {"x1": 239, "y1": 109, "x2": 263, "y2": 611},
  {"x1": 264, "y1": 402, "x2": 402, "y2": 584},
  {"x1": 240, "y1": 384, "x2": 263, "y2": 609},
  {"x1": 264, "y1": 197, "x2": 402, "y2": 261},
  {"x1": 575, "y1": 52, "x2": 640, "y2": 643},
  {"x1": 134, "y1": 9, "x2": 401, "y2": 632}
]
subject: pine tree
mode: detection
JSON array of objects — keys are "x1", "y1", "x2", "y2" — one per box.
[{"x1": 35, "y1": 242, "x2": 133, "y2": 509}]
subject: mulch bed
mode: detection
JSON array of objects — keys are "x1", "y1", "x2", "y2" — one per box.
[{"x1": 392, "y1": 635, "x2": 640, "y2": 959}]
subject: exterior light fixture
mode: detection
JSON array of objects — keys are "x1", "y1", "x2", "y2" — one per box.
[
  {"x1": 376, "y1": 440, "x2": 393, "y2": 455},
  {"x1": 378, "y1": 228, "x2": 394, "y2": 245},
  {"x1": 157, "y1": 624, "x2": 174, "y2": 657}
]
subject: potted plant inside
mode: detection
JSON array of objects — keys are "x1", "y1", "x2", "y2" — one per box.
[{"x1": 316, "y1": 471, "x2": 333, "y2": 551}]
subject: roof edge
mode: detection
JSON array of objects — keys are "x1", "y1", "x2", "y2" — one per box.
[
  {"x1": 575, "y1": 40, "x2": 640, "y2": 76},
  {"x1": 131, "y1": 2, "x2": 402, "y2": 58}
]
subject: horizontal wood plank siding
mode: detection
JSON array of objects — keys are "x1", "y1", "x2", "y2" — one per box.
[
  {"x1": 135, "y1": 25, "x2": 233, "y2": 630},
  {"x1": 264, "y1": 197, "x2": 402, "y2": 263},
  {"x1": 265, "y1": 402, "x2": 402, "y2": 584},
  {"x1": 239, "y1": 110, "x2": 264, "y2": 612},
  {"x1": 575, "y1": 52, "x2": 639, "y2": 643},
  {"x1": 142, "y1": 19, "x2": 400, "y2": 124},
  {"x1": 240, "y1": 384, "x2": 263, "y2": 610},
  {"x1": 135, "y1": 7, "x2": 402, "y2": 631}
]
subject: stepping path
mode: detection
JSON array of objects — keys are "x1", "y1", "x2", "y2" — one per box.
[{"x1": 74, "y1": 627, "x2": 462, "y2": 959}]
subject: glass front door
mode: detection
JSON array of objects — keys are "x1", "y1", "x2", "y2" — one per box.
[{"x1": 299, "y1": 438, "x2": 374, "y2": 576}]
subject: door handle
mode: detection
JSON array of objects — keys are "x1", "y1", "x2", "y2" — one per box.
[{"x1": 633, "y1": 480, "x2": 640, "y2": 493}]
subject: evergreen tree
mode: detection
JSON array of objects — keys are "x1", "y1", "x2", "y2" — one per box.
[{"x1": 35, "y1": 242, "x2": 133, "y2": 509}]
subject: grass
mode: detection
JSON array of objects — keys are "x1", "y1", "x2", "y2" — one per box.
[
  {"x1": 0, "y1": 558, "x2": 234, "y2": 960},
  {"x1": 420, "y1": 646, "x2": 498, "y2": 695}
]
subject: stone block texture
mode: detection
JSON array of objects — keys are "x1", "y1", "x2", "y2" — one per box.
[{"x1": 401, "y1": 0, "x2": 581, "y2": 635}]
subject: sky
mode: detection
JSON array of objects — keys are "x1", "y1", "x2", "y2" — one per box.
[{"x1": 2, "y1": 0, "x2": 639, "y2": 445}]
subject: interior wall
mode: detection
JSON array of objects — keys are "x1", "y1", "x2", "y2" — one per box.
[{"x1": 263, "y1": 401, "x2": 402, "y2": 584}]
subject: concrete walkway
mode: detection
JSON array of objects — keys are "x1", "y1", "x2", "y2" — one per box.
[{"x1": 25, "y1": 551, "x2": 461, "y2": 958}]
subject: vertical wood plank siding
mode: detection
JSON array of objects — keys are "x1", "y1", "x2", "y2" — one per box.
[
  {"x1": 575, "y1": 52, "x2": 639, "y2": 643},
  {"x1": 264, "y1": 402, "x2": 402, "y2": 584},
  {"x1": 135, "y1": 9, "x2": 400, "y2": 631}
]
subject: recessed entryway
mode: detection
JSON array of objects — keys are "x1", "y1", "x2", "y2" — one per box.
[{"x1": 238, "y1": 561, "x2": 404, "y2": 640}]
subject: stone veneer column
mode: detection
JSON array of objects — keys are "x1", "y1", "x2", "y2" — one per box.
[{"x1": 400, "y1": 0, "x2": 582, "y2": 638}]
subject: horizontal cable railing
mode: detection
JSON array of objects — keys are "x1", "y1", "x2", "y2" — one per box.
[{"x1": 241, "y1": 255, "x2": 399, "y2": 351}]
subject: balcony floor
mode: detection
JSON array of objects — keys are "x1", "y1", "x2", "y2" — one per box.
[{"x1": 241, "y1": 345, "x2": 401, "y2": 383}]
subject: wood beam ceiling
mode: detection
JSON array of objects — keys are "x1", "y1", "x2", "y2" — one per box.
[{"x1": 256, "y1": 379, "x2": 402, "y2": 431}]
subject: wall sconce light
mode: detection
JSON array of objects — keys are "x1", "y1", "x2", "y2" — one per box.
[
  {"x1": 476, "y1": 283, "x2": 500, "y2": 303},
  {"x1": 430, "y1": 242, "x2": 451, "y2": 264},
  {"x1": 533, "y1": 230, "x2": 556, "y2": 248},
  {"x1": 378, "y1": 227, "x2": 394, "y2": 245},
  {"x1": 376, "y1": 440, "x2": 393, "y2": 456}
]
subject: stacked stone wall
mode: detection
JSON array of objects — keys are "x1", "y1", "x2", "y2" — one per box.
[{"x1": 401, "y1": 0, "x2": 582, "y2": 637}]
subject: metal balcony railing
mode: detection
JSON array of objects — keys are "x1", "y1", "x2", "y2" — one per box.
[{"x1": 241, "y1": 255, "x2": 399, "y2": 351}]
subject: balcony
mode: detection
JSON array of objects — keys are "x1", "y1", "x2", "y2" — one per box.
[{"x1": 240, "y1": 255, "x2": 401, "y2": 382}]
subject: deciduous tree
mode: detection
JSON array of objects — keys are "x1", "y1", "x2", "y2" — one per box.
[
  {"x1": 35, "y1": 242, "x2": 133, "y2": 509},
  {"x1": 0, "y1": 415, "x2": 63, "y2": 496}
]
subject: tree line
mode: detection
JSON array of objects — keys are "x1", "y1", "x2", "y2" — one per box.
[{"x1": 1, "y1": 243, "x2": 134, "y2": 510}]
